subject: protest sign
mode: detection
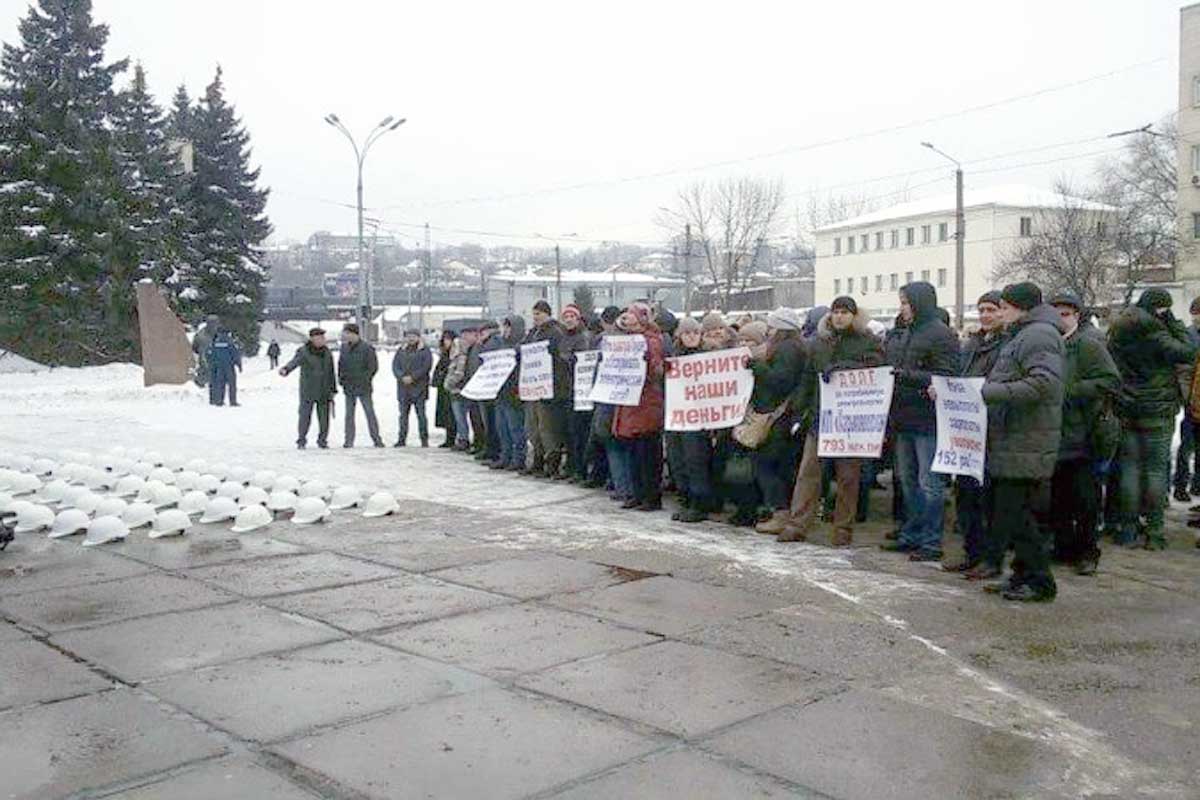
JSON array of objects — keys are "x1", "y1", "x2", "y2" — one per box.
[
  {"x1": 665, "y1": 347, "x2": 753, "y2": 431},
  {"x1": 460, "y1": 348, "x2": 517, "y2": 401},
  {"x1": 931, "y1": 375, "x2": 987, "y2": 482},
  {"x1": 573, "y1": 350, "x2": 601, "y2": 411},
  {"x1": 817, "y1": 366, "x2": 895, "y2": 458},
  {"x1": 588, "y1": 335, "x2": 647, "y2": 406},
  {"x1": 518, "y1": 341, "x2": 554, "y2": 401}
]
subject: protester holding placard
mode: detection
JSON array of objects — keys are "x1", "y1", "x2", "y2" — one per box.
[
  {"x1": 747, "y1": 309, "x2": 807, "y2": 528},
  {"x1": 979, "y1": 283, "x2": 1065, "y2": 602},
  {"x1": 559, "y1": 305, "x2": 595, "y2": 482},
  {"x1": 612, "y1": 304, "x2": 666, "y2": 511},
  {"x1": 664, "y1": 317, "x2": 719, "y2": 523},
  {"x1": 769, "y1": 297, "x2": 884, "y2": 545},
  {"x1": 474, "y1": 321, "x2": 504, "y2": 464},
  {"x1": 442, "y1": 326, "x2": 476, "y2": 451},
  {"x1": 493, "y1": 315, "x2": 528, "y2": 471}
]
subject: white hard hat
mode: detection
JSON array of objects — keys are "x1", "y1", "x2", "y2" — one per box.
[
  {"x1": 238, "y1": 486, "x2": 269, "y2": 507},
  {"x1": 59, "y1": 485, "x2": 90, "y2": 509},
  {"x1": 216, "y1": 480, "x2": 243, "y2": 500},
  {"x1": 49, "y1": 508, "x2": 91, "y2": 539},
  {"x1": 35, "y1": 479, "x2": 70, "y2": 505},
  {"x1": 273, "y1": 475, "x2": 301, "y2": 494},
  {"x1": 82, "y1": 515, "x2": 130, "y2": 547},
  {"x1": 196, "y1": 474, "x2": 221, "y2": 494},
  {"x1": 175, "y1": 471, "x2": 200, "y2": 492},
  {"x1": 108, "y1": 457, "x2": 134, "y2": 478},
  {"x1": 185, "y1": 458, "x2": 209, "y2": 474},
  {"x1": 150, "y1": 509, "x2": 192, "y2": 539},
  {"x1": 94, "y1": 497, "x2": 129, "y2": 519},
  {"x1": 329, "y1": 485, "x2": 363, "y2": 511},
  {"x1": 0, "y1": 491, "x2": 14, "y2": 514},
  {"x1": 229, "y1": 465, "x2": 254, "y2": 485},
  {"x1": 136, "y1": 479, "x2": 167, "y2": 504},
  {"x1": 70, "y1": 451, "x2": 93, "y2": 466},
  {"x1": 10, "y1": 473, "x2": 42, "y2": 496},
  {"x1": 122, "y1": 502, "x2": 157, "y2": 529},
  {"x1": 124, "y1": 447, "x2": 145, "y2": 463},
  {"x1": 209, "y1": 462, "x2": 231, "y2": 481},
  {"x1": 151, "y1": 484, "x2": 182, "y2": 509},
  {"x1": 250, "y1": 470, "x2": 277, "y2": 490},
  {"x1": 159, "y1": 454, "x2": 185, "y2": 471},
  {"x1": 70, "y1": 491, "x2": 102, "y2": 515},
  {"x1": 144, "y1": 450, "x2": 164, "y2": 467},
  {"x1": 130, "y1": 461, "x2": 154, "y2": 479},
  {"x1": 266, "y1": 490, "x2": 298, "y2": 512},
  {"x1": 6, "y1": 499, "x2": 35, "y2": 518},
  {"x1": 298, "y1": 480, "x2": 331, "y2": 501},
  {"x1": 85, "y1": 467, "x2": 115, "y2": 491},
  {"x1": 199, "y1": 496, "x2": 239, "y2": 524},
  {"x1": 32, "y1": 458, "x2": 56, "y2": 476},
  {"x1": 107, "y1": 445, "x2": 128, "y2": 459},
  {"x1": 149, "y1": 466, "x2": 176, "y2": 485},
  {"x1": 9, "y1": 454, "x2": 33, "y2": 472},
  {"x1": 178, "y1": 490, "x2": 209, "y2": 516},
  {"x1": 231, "y1": 504, "x2": 273, "y2": 533},
  {"x1": 362, "y1": 491, "x2": 399, "y2": 518},
  {"x1": 0, "y1": 468, "x2": 15, "y2": 490},
  {"x1": 14, "y1": 503, "x2": 54, "y2": 533},
  {"x1": 292, "y1": 497, "x2": 331, "y2": 525},
  {"x1": 114, "y1": 474, "x2": 146, "y2": 498}
]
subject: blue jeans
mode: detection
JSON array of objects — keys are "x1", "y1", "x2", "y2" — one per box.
[
  {"x1": 895, "y1": 431, "x2": 946, "y2": 555},
  {"x1": 496, "y1": 402, "x2": 527, "y2": 468},
  {"x1": 450, "y1": 397, "x2": 471, "y2": 446},
  {"x1": 605, "y1": 439, "x2": 634, "y2": 500},
  {"x1": 1116, "y1": 423, "x2": 1172, "y2": 542}
]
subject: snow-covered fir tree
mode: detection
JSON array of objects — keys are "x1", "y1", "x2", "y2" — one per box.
[
  {"x1": 0, "y1": 0, "x2": 132, "y2": 365},
  {"x1": 177, "y1": 67, "x2": 272, "y2": 354}
]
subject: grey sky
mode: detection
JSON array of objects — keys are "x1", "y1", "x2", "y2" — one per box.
[{"x1": 0, "y1": 1, "x2": 1186, "y2": 251}]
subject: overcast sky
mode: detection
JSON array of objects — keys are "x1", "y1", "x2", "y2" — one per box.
[{"x1": 0, "y1": 1, "x2": 1188, "y2": 250}]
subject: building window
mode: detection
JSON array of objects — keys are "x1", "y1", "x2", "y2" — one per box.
[
  {"x1": 848, "y1": 236, "x2": 856, "y2": 254},
  {"x1": 833, "y1": 237, "x2": 841, "y2": 255},
  {"x1": 862, "y1": 276, "x2": 869, "y2": 294},
  {"x1": 1193, "y1": 75, "x2": 1200, "y2": 107},
  {"x1": 1192, "y1": 144, "x2": 1200, "y2": 174},
  {"x1": 937, "y1": 269, "x2": 947, "y2": 288},
  {"x1": 1019, "y1": 216, "x2": 1032, "y2": 237},
  {"x1": 860, "y1": 234, "x2": 869, "y2": 252},
  {"x1": 905, "y1": 271, "x2": 914, "y2": 284},
  {"x1": 1192, "y1": 213, "x2": 1200, "y2": 240},
  {"x1": 921, "y1": 269, "x2": 930, "y2": 282},
  {"x1": 875, "y1": 231, "x2": 884, "y2": 250},
  {"x1": 875, "y1": 274, "x2": 883, "y2": 292},
  {"x1": 890, "y1": 230, "x2": 899, "y2": 248},
  {"x1": 889, "y1": 273, "x2": 898, "y2": 291},
  {"x1": 938, "y1": 222, "x2": 949, "y2": 242},
  {"x1": 921, "y1": 225, "x2": 932, "y2": 244},
  {"x1": 847, "y1": 277, "x2": 855, "y2": 293},
  {"x1": 905, "y1": 227, "x2": 915, "y2": 246},
  {"x1": 834, "y1": 278, "x2": 841, "y2": 294}
]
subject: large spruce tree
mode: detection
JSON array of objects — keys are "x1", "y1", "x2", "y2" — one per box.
[
  {"x1": 179, "y1": 67, "x2": 271, "y2": 354},
  {"x1": 0, "y1": 0, "x2": 131, "y2": 365}
]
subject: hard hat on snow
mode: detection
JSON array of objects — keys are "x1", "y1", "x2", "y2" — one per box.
[
  {"x1": 149, "y1": 466, "x2": 176, "y2": 485},
  {"x1": 329, "y1": 485, "x2": 364, "y2": 511},
  {"x1": 199, "y1": 496, "x2": 239, "y2": 524},
  {"x1": 130, "y1": 461, "x2": 154, "y2": 479},
  {"x1": 94, "y1": 497, "x2": 129, "y2": 519},
  {"x1": 10, "y1": 473, "x2": 42, "y2": 496},
  {"x1": 49, "y1": 508, "x2": 91, "y2": 539},
  {"x1": 150, "y1": 509, "x2": 192, "y2": 539},
  {"x1": 216, "y1": 481, "x2": 243, "y2": 500},
  {"x1": 196, "y1": 474, "x2": 221, "y2": 494},
  {"x1": 32, "y1": 458, "x2": 56, "y2": 476},
  {"x1": 35, "y1": 479, "x2": 70, "y2": 505},
  {"x1": 238, "y1": 486, "x2": 269, "y2": 507},
  {"x1": 144, "y1": 450, "x2": 164, "y2": 467},
  {"x1": 82, "y1": 515, "x2": 130, "y2": 547},
  {"x1": 85, "y1": 468, "x2": 116, "y2": 491},
  {"x1": 122, "y1": 502, "x2": 157, "y2": 529},
  {"x1": 272, "y1": 475, "x2": 301, "y2": 494},
  {"x1": 251, "y1": 470, "x2": 277, "y2": 490},
  {"x1": 70, "y1": 491, "x2": 102, "y2": 515},
  {"x1": 362, "y1": 491, "x2": 399, "y2": 518},
  {"x1": 178, "y1": 490, "x2": 209, "y2": 516},
  {"x1": 14, "y1": 503, "x2": 54, "y2": 533},
  {"x1": 229, "y1": 466, "x2": 254, "y2": 485},
  {"x1": 292, "y1": 497, "x2": 331, "y2": 525},
  {"x1": 266, "y1": 490, "x2": 298, "y2": 512},
  {"x1": 298, "y1": 480, "x2": 331, "y2": 501},
  {"x1": 185, "y1": 458, "x2": 209, "y2": 474},
  {"x1": 175, "y1": 471, "x2": 200, "y2": 491},
  {"x1": 151, "y1": 485, "x2": 182, "y2": 509},
  {"x1": 136, "y1": 480, "x2": 167, "y2": 504},
  {"x1": 231, "y1": 504, "x2": 273, "y2": 533},
  {"x1": 209, "y1": 462, "x2": 231, "y2": 481},
  {"x1": 114, "y1": 474, "x2": 146, "y2": 498},
  {"x1": 108, "y1": 457, "x2": 135, "y2": 478}
]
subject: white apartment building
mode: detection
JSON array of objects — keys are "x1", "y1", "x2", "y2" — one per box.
[
  {"x1": 1178, "y1": 3, "x2": 1200, "y2": 304},
  {"x1": 814, "y1": 184, "x2": 1113, "y2": 322}
]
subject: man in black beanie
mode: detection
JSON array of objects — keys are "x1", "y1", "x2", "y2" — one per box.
[{"x1": 977, "y1": 282, "x2": 1065, "y2": 601}]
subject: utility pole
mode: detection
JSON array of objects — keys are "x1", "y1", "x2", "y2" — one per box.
[
  {"x1": 555, "y1": 244, "x2": 562, "y2": 312},
  {"x1": 420, "y1": 222, "x2": 431, "y2": 335},
  {"x1": 683, "y1": 223, "x2": 693, "y2": 314},
  {"x1": 954, "y1": 167, "x2": 965, "y2": 330}
]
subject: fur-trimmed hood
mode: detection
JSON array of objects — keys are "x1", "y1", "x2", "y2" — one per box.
[{"x1": 816, "y1": 306, "x2": 872, "y2": 339}]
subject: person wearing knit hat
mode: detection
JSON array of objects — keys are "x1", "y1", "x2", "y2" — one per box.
[
  {"x1": 612, "y1": 305, "x2": 667, "y2": 511},
  {"x1": 559, "y1": 303, "x2": 596, "y2": 482},
  {"x1": 675, "y1": 316, "x2": 701, "y2": 338},
  {"x1": 701, "y1": 311, "x2": 726, "y2": 331},
  {"x1": 829, "y1": 296, "x2": 858, "y2": 315},
  {"x1": 525, "y1": 296, "x2": 572, "y2": 478},
  {"x1": 667, "y1": 316, "x2": 718, "y2": 523},
  {"x1": 1000, "y1": 282, "x2": 1042, "y2": 314},
  {"x1": 766, "y1": 307, "x2": 802, "y2": 332},
  {"x1": 561, "y1": 304, "x2": 582, "y2": 321}
]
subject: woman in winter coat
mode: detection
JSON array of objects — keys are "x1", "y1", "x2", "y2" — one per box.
[
  {"x1": 612, "y1": 304, "x2": 666, "y2": 511},
  {"x1": 665, "y1": 317, "x2": 718, "y2": 523},
  {"x1": 432, "y1": 330, "x2": 458, "y2": 447}
]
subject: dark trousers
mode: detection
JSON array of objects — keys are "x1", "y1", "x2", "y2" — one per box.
[
  {"x1": 753, "y1": 439, "x2": 801, "y2": 511},
  {"x1": 210, "y1": 366, "x2": 237, "y2": 406},
  {"x1": 269, "y1": 355, "x2": 279, "y2": 369},
  {"x1": 298, "y1": 398, "x2": 331, "y2": 446},
  {"x1": 566, "y1": 410, "x2": 593, "y2": 478},
  {"x1": 1051, "y1": 458, "x2": 1101, "y2": 565},
  {"x1": 468, "y1": 402, "x2": 486, "y2": 450},
  {"x1": 985, "y1": 477, "x2": 1055, "y2": 596},
  {"x1": 437, "y1": 389, "x2": 457, "y2": 444},
  {"x1": 585, "y1": 430, "x2": 609, "y2": 485},
  {"x1": 626, "y1": 432, "x2": 664, "y2": 506},
  {"x1": 1174, "y1": 416, "x2": 1200, "y2": 492},
  {"x1": 479, "y1": 401, "x2": 500, "y2": 459},
  {"x1": 344, "y1": 391, "x2": 382, "y2": 446},
  {"x1": 496, "y1": 401, "x2": 527, "y2": 468},
  {"x1": 955, "y1": 475, "x2": 990, "y2": 566},
  {"x1": 397, "y1": 394, "x2": 429, "y2": 444},
  {"x1": 676, "y1": 432, "x2": 716, "y2": 511},
  {"x1": 535, "y1": 400, "x2": 569, "y2": 474}
]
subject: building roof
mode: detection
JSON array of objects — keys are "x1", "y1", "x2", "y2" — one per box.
[
  {"x1": 490, "y1": 269, "x2": 683, "y2": 287},
  {"x1": 816, "y1": 183, "x2": 1116, "y2": 232}
]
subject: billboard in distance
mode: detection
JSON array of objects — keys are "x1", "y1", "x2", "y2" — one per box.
[{"x1": 322, "y1": 271, "x2": 360, "y2": 300}]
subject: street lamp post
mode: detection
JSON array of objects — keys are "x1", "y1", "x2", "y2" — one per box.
[
  {"x1": 324, "y1": 114, "x2": 406, "y2": 340},
  {"x1": 921, "y1": 142, "x2": 965, "y2": 329}
]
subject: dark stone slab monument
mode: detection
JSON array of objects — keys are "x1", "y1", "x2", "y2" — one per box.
[{"x1": 136, "y1": 281, "x2": 193, "y2": 387}]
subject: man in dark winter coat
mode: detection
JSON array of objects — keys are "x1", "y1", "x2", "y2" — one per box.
[
  {"x1": 882, "y1": 281, "x2": 960, "y2": 561},
  {"x1": 527, "y1": 300, "x2": 571, "y2": 477},
  {"x1": 953, "y1": 291, "x2": 1006, "y2": 577},
  {"x1": 1107, "y1": 288, "x2": 1198, "y2": 548},
  {"x1": 558, "y1": 304, "x2": 595, "y2": 481},
  {"x1": 266, "y1": 339, "x2": 281, "y2": 369},
  {"x1": 1047, "y1": 292, "x2": 1119, "y2": 575},
  {"x1": 192, "y1": 314, "x2": 219, "y2": 388},
  {"x1": 494, "y1": 315, "x2": 527, "y2": 470},
  {"x1": 337, "y1": 323, "x2": 383, "y2": 448},
  {"x1": 979, "y1": 283, "x2": 1065, "y2": 602},
  {"x1": 280, "y1": 328, "x2": 338, "y2": 449},
  {"x1": 207, "y1": 326, "x2": 242, "y2": 407},
  {"x1": 1172, "y1": 297, "x2": 1200, "y2": 500},
  {"x1": 392, "y1": 329, "x2": 433, "y2": 447}
]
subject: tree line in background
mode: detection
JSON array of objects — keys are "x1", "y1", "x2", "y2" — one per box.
[{"x1": 0, "y1": 0, "x2": 270, "y2": 366}]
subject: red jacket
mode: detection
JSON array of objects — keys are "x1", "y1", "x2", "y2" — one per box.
[{"x1": 613, "y1": 330, "x2": 665, "y2": 438}]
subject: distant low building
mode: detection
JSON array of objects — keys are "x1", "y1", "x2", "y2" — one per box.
[
  {"x1": 375, "y1": 305, "x2": 485, "y2": 342},
  {"x1": 692, "y1": 275, "x2": 814, "y2": 312},
  {"x1": 486, "y1": 269, "x2": 684, "y2": 319}
]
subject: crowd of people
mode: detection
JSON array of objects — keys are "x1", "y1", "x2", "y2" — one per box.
[{"x1": 276, "y1": 281, "x2": 1200, "y2": 605}]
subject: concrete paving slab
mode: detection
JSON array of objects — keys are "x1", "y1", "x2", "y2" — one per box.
[
  {"x1": 519, "y1": 640, "x2": 828, "y2": 739},
  {"x1": 148, "y1": 639, "x2": 490, "y2": 743},
  {"x1": 546, "y1": 575, "x2": 783, "y2": 636},
  {"x1": 53, "y1": 602, "x2": 342, "y2": 681},
  {"x1": 266, "y1": 574, "x2": 511, "y2": 632},
  {"x1": 338, "y1": 535, "x2": 527, "y2": 572},
  {"x1": 113, "y1": 530, "x2": 310, "y2": 570},
  {"x1": 705, "y1": 689, "x2": 1072, "y2": 800},
  {"x1": 186, "y1": 552, "x2": 399, "y2": 597},
  {"x1": 0, "y1": 618, "x2": 29, "y2": 642},
  {"x1": 378, "y1": 604, "x2": 660, "y2": 677},
  {"x1": 272, "y1": 687, "x2": 663, "y2": 800},
  {"x1": 107, "y1": 756, "x2": 322, "y2": 799},
  {"x1": 0, "y1": 572, "x2": 234, "y2": 632},
  {"x1": 273, "y1": 511, "x2": 519, "y2": 550},
  {"x1": 0, "y1": 538, "x2": 150, "y2": 595},
  {"x1": 0, "y1": 689, "x2": 226, "y2": 800},
  {"x1": 430, "y1": 554, "x2": 627, "y2": 599},
  {"x1": 544, "y1": 747, "x2": 818, "y2": 799},
  {"x1": 0, "y1": 637, "x2": 112, "y2": 710}
]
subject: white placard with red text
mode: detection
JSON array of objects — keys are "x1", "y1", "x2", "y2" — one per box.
[
  {"x1": 817, "y1": 367, "x2": 895, "y2": 458},
  {"x1": 518, "y1": 341, "x2": 554, "y2": 401},
  {"x1": 664, "y1": 347, "x2": 754, "y2": 431}
]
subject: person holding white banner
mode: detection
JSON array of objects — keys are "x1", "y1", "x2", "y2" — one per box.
[
  {"x1": 612, "y1": 304, "x2": 666, "y2": 511},
  {"x1": 525, "y1": 300, "x2": 572, "y2": 478},
  {"x1": 493, "y1": 316, "x2": 528, "y2": 471}
]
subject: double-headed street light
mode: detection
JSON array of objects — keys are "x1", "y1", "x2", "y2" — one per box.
[
  {"x1": 324, "y1": 114, "x2": 407, "y2": 339},
  {"x1": 921, "y1": 141, "x2": 965, "y2": 329}
]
